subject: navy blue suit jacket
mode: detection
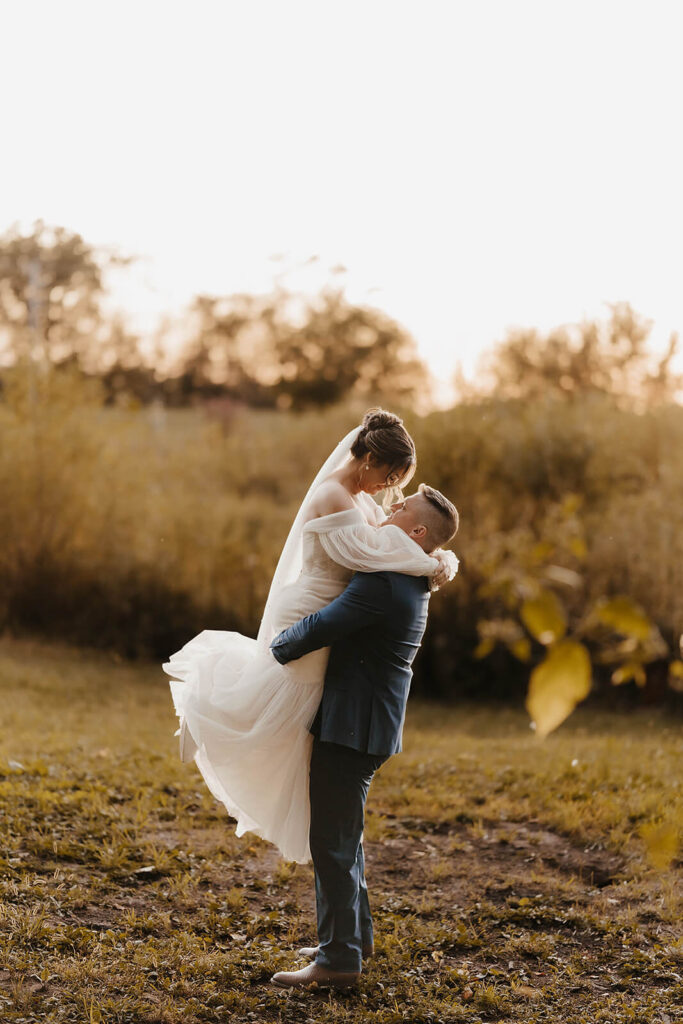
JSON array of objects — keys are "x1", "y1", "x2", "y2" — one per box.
[{"x1": 270, "y1": 570, "x2": 430, "y2": 756}]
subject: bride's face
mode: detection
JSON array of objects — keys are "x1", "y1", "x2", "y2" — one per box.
[{"x1": 362, "y1": 461, "x2": 414, "y2": 496}]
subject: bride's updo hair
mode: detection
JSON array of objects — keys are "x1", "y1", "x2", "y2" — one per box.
[{"x1": 351, "y1": 408, "x2": 416, "y2": 505}]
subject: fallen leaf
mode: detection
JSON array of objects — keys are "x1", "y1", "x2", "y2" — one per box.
[{"x1": 513, "y1": 984, "x2": 541, "y2": 999}]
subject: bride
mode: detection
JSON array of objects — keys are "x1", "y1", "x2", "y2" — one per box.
[{"x1": 163, "y1": 409, "x2": 457, "y2": 863}]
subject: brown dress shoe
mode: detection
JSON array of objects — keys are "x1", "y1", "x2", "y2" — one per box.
[
  {"x1": 298, "y1": 943, "x2": 374, "y2": 960},
  {"x1": 271, "y1": 963, "x2": 360, "y2": 990}
]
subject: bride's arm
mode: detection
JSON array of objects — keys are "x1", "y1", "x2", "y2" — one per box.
[
  {"x1": 306, "y1": 484, "x2": 458, "y2": 587},
  {"x1": 314, "y1": 518, "x2": 439, "y2": 578},
  {"x1": 357, "y1": 491, "x2": 388, "y2": 526},
  {"x1": 358, "y1": 494, "x2": 458, "y2": 588}
]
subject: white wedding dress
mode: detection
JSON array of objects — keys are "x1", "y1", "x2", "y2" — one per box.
[{"x1": 163, "y1": 428, "x2": 456, "y2": 863}]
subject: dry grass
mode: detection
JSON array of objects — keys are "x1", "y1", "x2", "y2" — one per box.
[
  {"x1": 0, "y1": 634, "x2": 681, "y2": 1023},
  {"x1": 2, "y1": 367, "x2": 683, "y2": 693}
]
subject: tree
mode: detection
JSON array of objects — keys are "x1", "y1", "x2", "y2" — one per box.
[
  {"x1": 171, "y1": 283, "x2": 431, "y2": 409},
  {"x1": 0, "y1": 220, "x2": 138, "y2": 375},
  {"x1": 483, "y1": 302, "x2": 681, "y2": 407}
]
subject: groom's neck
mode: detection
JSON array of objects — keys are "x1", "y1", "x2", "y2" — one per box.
[{"x1": 407, "y1": 532, "x2": 433, "y2": 555}]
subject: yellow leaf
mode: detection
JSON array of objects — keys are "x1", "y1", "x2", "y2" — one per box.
[
  {"x1": 526, "y1": 640, "x2": 592, "y2": 739},
  {"x1": 639, "y1": 823, "x2": 680, "y2": 870},
  {"x1": 569, "y1": 537, "x2": 587, "y2": 559},
  {"x1": 595, "y1": 596, "x2": 651, "y2": 641},
  {"x1": 509, "y1": 637, "x2": 532, "y2": 662},
  {"x1": 521, "y1": 590, "x2": 567, "y2": 645},
  {"x1": 474, "y1": 638, "x2": 495, "y2": 659},
  {"x1": 611, "y1": 662, "x2": 646, "y2": 687},
  {"x1": 531, "y1": 541, "x2": 554, "y2": 562},
  {"x1": 668, "y1": 660, "x2": 683, "y2": 693},
  {"x1": 561, "y1": 494, "x2": 582, "y2": 516}
]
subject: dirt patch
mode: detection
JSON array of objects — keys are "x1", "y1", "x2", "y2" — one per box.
[{"x1": 366, "y1": 816, "x2": 625, "y2": 896}]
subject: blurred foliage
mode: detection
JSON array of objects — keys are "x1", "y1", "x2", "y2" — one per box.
[
  {"x1": 480, "y1": 301, "x2": 682, "y2": 408},
  {"x1": 0, "y1": 220, "x2": 139, "y2": 376},
  {"x1": 0, "y1": 224, "x2": 430, "y2": 410},
  {"x1": 170, "y1": 283, "x2": 431, "y2": 410},
  {"x1": 407, "y1": 397, "x2": 683, "y2": 714},
  {"x1": 0, "y1": 223, "x2": 681, "y2": 723},
  {"x1": 0, "y1": 363, "x2": 364, "y2": 657},
  {"x1": 0, "y1": 357, "x2": 682, "y2": 726},
  {"x1": 468, "y1": 494, "x2": 669, "y2": 735}
]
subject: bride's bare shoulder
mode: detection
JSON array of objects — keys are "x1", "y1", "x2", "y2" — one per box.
[{"x1": 308, "y1": 480, "x2": 356, "y2": 518}]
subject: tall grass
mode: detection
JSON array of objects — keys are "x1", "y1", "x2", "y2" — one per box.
[{"x1": 1, "y1": 360, "x2": 682, "y2": 701}]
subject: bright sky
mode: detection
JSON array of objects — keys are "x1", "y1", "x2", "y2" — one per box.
[{"x1": 2, "y1": 0, "x2": 682, "y2": 403}]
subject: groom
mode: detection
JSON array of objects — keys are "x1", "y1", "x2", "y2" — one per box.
[{"x1": 268, "y1": 484, "x2": 459, "y2": 990}]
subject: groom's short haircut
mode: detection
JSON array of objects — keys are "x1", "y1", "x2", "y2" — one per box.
[{"x1": 417, "y1": 484, "x2": 459, "y2": 550}]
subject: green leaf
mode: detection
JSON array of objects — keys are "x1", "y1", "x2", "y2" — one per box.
[
  {"x1": 520, "y1": 590, "x2": 567, "y2": 645},
  {"x1": 526, "y1": 640, "x2": 592, "y2": 739},
  {"x1": 595, "y1": 596, "x2": 651, "y2": 641}
]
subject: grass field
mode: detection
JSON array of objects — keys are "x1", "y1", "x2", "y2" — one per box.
[{"x1": 0, "y1": 635, "x2": 681, "y2": 1024}]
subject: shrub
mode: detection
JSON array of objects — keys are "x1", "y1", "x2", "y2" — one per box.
[{"x1": 1, "y1": 361, "x2": 681, "y2": 713}]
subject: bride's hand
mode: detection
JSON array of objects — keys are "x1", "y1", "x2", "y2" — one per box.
[{"x1": 429, "y1": 548, "x2": 459, "y2": 592}]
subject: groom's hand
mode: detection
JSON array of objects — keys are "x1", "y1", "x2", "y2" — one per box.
[{"x1": 270, "y1": 633, "x2": 291, "y2": 664}]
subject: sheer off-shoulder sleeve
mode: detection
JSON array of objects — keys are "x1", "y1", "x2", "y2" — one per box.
[{"x1": 305, "y1": 511, "x2": 440, "y2": 577}]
